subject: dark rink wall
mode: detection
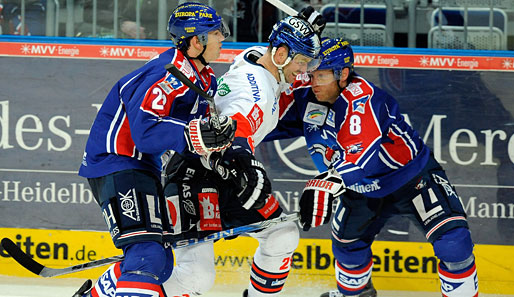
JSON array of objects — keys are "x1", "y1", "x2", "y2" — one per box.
[{"x1": 0, "y1": 39, "x2": 513, "y2": 247}]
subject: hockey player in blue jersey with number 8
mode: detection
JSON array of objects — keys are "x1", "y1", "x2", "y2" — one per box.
[
  {"x1": 265, "y1": 38, "x2": 479, "y2": 297},
  {"x1": 73, "y1": 3, "x2": 235, "y2": 297}
]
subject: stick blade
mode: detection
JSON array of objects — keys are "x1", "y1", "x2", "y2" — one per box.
[{"x1": 1, "y1": 237, "x2": 44, "y2": 276}]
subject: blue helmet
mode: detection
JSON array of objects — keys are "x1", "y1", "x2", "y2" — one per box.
[
  {"x1": 167, "y1": 2, "x2": 229, "y2": 49},
  {"x1": 318, "y1": 37, "x2": 354, "y2": 78},
  {"x1": 268, "y1": 16, "x2": 321, "y2": 60}
]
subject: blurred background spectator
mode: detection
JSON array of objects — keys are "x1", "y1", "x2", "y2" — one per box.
[
  {"x1": 75, "y1": 0, "x2": 115, "y2": 37},
  {"x1": 0, "y1": 0, "x2": 46, "y2": 36},
  {"x1": 119, "y1": 0, "x2": 176, "y2": 39},
  {"x1": 1, "y1": 0, "x2": 513, "y2": 51},
  {"x1": 228, "y1": 0, "x2": 278, "y2": 42}
]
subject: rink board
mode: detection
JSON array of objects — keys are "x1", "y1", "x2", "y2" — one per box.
[
  {"x1": 0, "y1": 228, "x2": 512, "y2": 295},
  {"x1": 0, "y1": 37, "x2": 514, "y2": 294}
]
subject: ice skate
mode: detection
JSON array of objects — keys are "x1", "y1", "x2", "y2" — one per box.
[
  {"x1": 320, "y1": 281, "x2": 377, "y2": 297},
  {"x1": 72, "y1": 279, "x2": 92, "y2": 297}
]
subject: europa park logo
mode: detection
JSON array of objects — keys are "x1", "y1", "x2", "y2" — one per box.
[{"x1": 272, "y1": 139, "x2": 318, "y2": 176}]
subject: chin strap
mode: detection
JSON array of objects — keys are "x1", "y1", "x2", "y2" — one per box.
[
  {"x1": 194, "y1": 45, "x2": 209, "y2": 66},
  {"x1": 271, "y1": 47, "x2": 292, "y2": 84},
  {"x1": 181, "y1": 43, "x2": 209, "y2": 67},
  {"x1": 336, "y1": 69, "x2": 351, "y2": 94}
]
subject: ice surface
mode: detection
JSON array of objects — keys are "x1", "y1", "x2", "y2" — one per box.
[{"x1": 0, "y1": 276, "x2": 511, "y2": 297}]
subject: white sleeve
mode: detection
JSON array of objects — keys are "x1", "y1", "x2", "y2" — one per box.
[{"x1": 215, "y1": 65, "x2": 279, "y2": 148}]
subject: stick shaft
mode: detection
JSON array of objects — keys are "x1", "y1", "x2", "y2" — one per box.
[
  {"x1": 1, "y1": 213, "x2": 300, "y2": 277},
  {"x1": 165, "y1": 63, "x2": 221, "y2": 131},
  {"x1": 265, "y1": 0, "x2": 298, "y2": 16}
]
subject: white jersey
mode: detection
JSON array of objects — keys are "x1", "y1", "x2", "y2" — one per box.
[{"x1": 215, "y1": 46, "x2": 289, "y2": 150}]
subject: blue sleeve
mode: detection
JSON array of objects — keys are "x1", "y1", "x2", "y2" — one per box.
[
  {"x1": 120, "y1": 62, "x2": 209, "y2": 155},
  {"x1": 264, "y1": 92, "x2": 305, "y2": 142}
]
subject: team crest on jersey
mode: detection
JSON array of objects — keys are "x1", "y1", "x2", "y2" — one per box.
[
  {"x1": 345, "y1": 142, "x2": 363, "y2": 154},
  {"x1": 217, "y1": 77, "x2": 231, "y2": 96},
  {"x1": 311, "y1": 144, "x2": 340, "y2": 167},
  {"x1": 303, "y1": 102, "x2": 328, "y2": 126},
  {"x1": 352, "y1": 95, "x2": 370, "y2": 114}
]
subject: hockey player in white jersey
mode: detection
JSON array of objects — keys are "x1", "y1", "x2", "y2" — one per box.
[
  {"x1": 72, "y1": 7, "x2": 325, "y2": 297},
  {"x1": 160, "y1": 12, "x2": 323, "y2": 297}
]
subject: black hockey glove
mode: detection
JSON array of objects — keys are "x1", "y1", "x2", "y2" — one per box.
[
  {"x1": 164, "y1": 181, "x2": 200, "y2": 235},
  {"x1": 297, "y1": 6, "x2": 326, "y2": 36},
  {"x1": 217, "y1": 138, "x2": 271, "y2": 210},
  {"x1": 299, "y1": 170, "x2": 345, "y2": 231},
  {"x1": 184, "y1": 115, "x2": 237, "y2": 155},
  {"x1": 164, "y1": 172, "x2": 221, "y2": 234}
]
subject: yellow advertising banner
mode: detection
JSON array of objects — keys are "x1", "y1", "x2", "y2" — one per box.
[{"x1": 0, "y1": 228, "x2": 512, "y2": 295}]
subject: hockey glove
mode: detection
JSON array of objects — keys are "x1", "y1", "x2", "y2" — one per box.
[
  {"x1": 300, "y1": 170, "x2": 345, "y2": 231},
  {"x1": 184, "y1": 115, "x2": 237, "y2": 155},
  {"x1": 297, "y1": 6, "x2": 326, "y2": 36},
  {"x1": 218, "y1": 139, "x2": 272, "y2": 210},
  {"x1": 164, "y1": 177, "x2": 222, "y2": 234}
]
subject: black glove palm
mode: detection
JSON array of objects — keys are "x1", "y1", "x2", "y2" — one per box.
[{"x1": 217, "y1": 138, "x2": 271, "y2": 210}]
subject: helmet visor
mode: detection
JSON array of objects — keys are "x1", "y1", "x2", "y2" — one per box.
[
  {"x1": 291, "y1": 54, "x2": 321, "y2": 73},
  {"x1": 199, "y1": 20, "x2": 231, "y2": 46},
  {"x1": 218, "y1": 19, "x2": 230, "y2": 39},
  {"x1": 308, "y1": 69, "x2": 338, "y2": 86}
]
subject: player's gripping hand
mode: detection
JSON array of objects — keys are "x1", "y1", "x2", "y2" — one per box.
[
  {"x1": 299, "y1": 170, "x2": 345, "y2": 231},
  {"x1": 184, "y1": 115, "x2": 236, "y2": 155},
  {"x1": 217, "y1": 139, "x2": 271, "y2": 210},
  {"x1": 297, "y1": 6, "x2": 326, "y2": 36}
]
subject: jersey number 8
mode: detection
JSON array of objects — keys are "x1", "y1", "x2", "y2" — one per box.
[{"x1": 349, "y1": 114, "x2": 361, "y2": 135}]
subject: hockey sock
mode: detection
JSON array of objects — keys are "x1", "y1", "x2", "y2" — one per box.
[
  {"x1": 88, "y1": 262, "x2": 121, "y2": 297},
  {"x1": 248, "y1": 253, "x2": 291, "y2": 297},
  {"x1": 246, "y1": 220, "x2": 298, "y2": 297},
  {"x1": 114, "y1": 281, "x2": 165, "y2": 297},
  {"x1": 334, "y1": 258, "x2": 373, "y2": 296},
  {"x1": 113, "y1": 242, "x2": 172, "y2": 297},
  {"x1": 439, "y1": 261, "x2": 478, "y2": 297}
]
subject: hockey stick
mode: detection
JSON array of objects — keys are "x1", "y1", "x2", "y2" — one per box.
[
  {"x1": 265, "y1": 0, "x2": 298, "y2": 16},
  {"x1": 164, "y1": 63, "x2": 221, "y2": 131},
  {"x1": 1, "y1": 213, "x2": 300, "y2": 277}
]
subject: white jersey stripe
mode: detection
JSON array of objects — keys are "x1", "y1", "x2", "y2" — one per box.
[{"x1": 106, "y1": 103, "x2": 123, "y2": 154}]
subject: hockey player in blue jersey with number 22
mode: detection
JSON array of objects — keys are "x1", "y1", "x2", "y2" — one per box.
[
  {"x1": 265, "y1": 38, "x2": 479, "y2": 297},
  {"x1": 73, "y1": 3, "x2": 235, "y2": 297}
]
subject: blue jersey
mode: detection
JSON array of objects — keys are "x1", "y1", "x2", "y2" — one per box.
[
  {"x1": 266, "y1": 75, "x2": 430, "y2": 198},
  {"x1": 79, "y1": 48, "x2": 217, "y2": 178}
]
